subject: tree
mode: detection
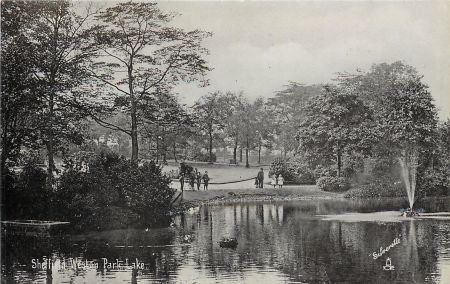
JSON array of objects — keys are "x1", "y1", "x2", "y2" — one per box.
[
  {"x1": 91, "y1": 2, "x2": 211, "y2": 163},
  {"x1": 296, "y1": 85, "x2": 374, "y2": 177},
  {"x1": 222, "y1": 92, "x2": 246, "y2": 163},
  {"x1": 252, "y1": 97, "x2": 274, "y2": 164},
  {"x1": 2, "y1": 0, "x2": 99, "y2": 187},
  {"x1": 1, "y1": 0, "x2": 41, "y2": 175},
  {"x1": 268, "y1": 82, "x2": 323, "y2": 156},
  {"x1": 140, "y1": 92, "x2": 192, "y2": 163},
  {"x1": 193, "y1": 91, "x2": 234, "y2": 163}
]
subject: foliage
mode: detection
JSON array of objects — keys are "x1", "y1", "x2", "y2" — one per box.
[
  {"x1": 296, "y1": 85, "x2": 374, "y2": 177},
  {"x1": 268, "y1": 83, "x2": 323, "y2": 154},
  {"x1": 140, "y1": 93, "x2": 193, "y2": 162},
  {"x1": 193, "y1": 152, "x2": 217, "y2": 163},
  {"x1": 55, "y1": 151, "x2": 175, "y2": 230},
  {"x1": 416, "y1": 167, "x2": 450, "y2": 197},
  {"x1": 91, "y1": 1, "x2": 211, "y2": 162},
  {"x1": 269, "y1": 157, "x2": 315, "y2": 184},
  {"x1": 2, "y1": 161, "x2": 53, "y2": 220},
  {"x1": 317, "y1": 176, "x2": 350, "y2": 192},
  {"x1": 344, "y1": 182, "x2": 406, "y2": 199},
  {"x1": 193, "y1": 91, "x2": 235, "y2": 163},
  {"x1": 179, "y1": 162, "x2": 194, "y2": 176}
]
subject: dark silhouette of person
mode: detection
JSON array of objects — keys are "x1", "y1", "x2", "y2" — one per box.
[
  {"x1": 196, "y1": 172, "x2": 202, "y2": 190},
  {"x1": 189, "y1": 171, "x2": 195, "y2": 190},
  {"x1": 179, "y1": 172, "x2": 185, "y2": 192},
  {"x1": 257, "y1": 168, "x2": 264, "y2": 188},
  {"x1": 202, "y1": 171, "x2": 210, "y2": 190}
]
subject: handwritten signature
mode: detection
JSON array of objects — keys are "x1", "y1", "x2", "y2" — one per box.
[{"x1": 371, "y1": 236, "x2": 401, "y2": 260}]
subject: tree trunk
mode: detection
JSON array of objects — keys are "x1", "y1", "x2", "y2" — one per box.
[
  {"x1": 239, "y1": 147, "x2": 243, "y2": 162},
  {"x1": 233, "y1": 137, "x2": 238, "y2": 163},
  {"x1": 258, "y1": 144, "x2": 262, "y2": 164},
  {"x1": 128, "y1": 55, "x2": 138, "y2": 164},
  {"x1": 336, "y1": 147, "x2": 342, "y2": 177},
  {"x1": 131, "y1": 115, "x2": 139, "y2": 164},
  {"x1": 223, "y1": 146, "x2": 226, "y2": 162},
  {"x1": 208, "y1": 129, "x2": 213, "y2": 164},
  {"x1": 155, "y1": 132, "x2": 159, "y2": 163},
  {"x1": 1, "y1": 126, "x2": 10, "y2": 181},
  {"x1": 46, "y1": 91, "x2": 55, "y2": 189},
  {"x1": 245, "y1": 137, "x2": 249, "y2": 168},
  {"x1": 173, "y1": 141, "x2": 177, "y2": 162}
]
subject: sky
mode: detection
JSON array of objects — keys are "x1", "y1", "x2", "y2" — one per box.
[{"x1": 151, "y1": 1, "x2": 450, "y2": 120}]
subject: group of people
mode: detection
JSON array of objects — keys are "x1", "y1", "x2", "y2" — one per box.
[
  {"x1": 179, "y1": 168, "x2": 210, "y2": 191},
  {"x1": 254, "y1": 168, "x2": 284, "y2": 188}
]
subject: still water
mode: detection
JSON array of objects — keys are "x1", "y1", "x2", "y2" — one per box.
[{"x1": 2, "y1": 198, "x2": 450, "y2": 283}]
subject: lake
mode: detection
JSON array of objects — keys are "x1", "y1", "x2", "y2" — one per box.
[{"x1": 2, "y1": 198, "x2": 450, "y2": 283}]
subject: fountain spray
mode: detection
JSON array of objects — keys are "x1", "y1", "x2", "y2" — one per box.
[{"x1": 398, "y1": 148, "x2": 419, "y2": 210}]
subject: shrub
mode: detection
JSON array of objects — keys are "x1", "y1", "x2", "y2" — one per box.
[
  {"x1": 269, "y1": 157, "x2": 290, "y2": 178},
  {"x1": 313, "y1": 165, "x2": 336, "y2": 179},
  {"x1": 3, "y1": 161, "x2": 53, "y2": 220},
  {"x1": 56, "y1": 150, "x2": 175, "y2": 230},
  {"x1": 344, "y1": 182, "x2": 406, "y2": 199},
  {"x1": 269, "y1": 157, "x2": 317, "y2": 184},
  {"x1": 317, "y1": 176, "x2": 350, "y2": 192}
]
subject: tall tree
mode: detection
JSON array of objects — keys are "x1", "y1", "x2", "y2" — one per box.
[
  {"x1": 1, "y1": 0, "x2": 41, "y2": 175},
  {"x1": 268, "y1": 82, "x2": 323, "y2": 156},
  {"x1": 3, "y1": 0, "x2": 99, "y2": 186},
  {"x1": 140, "y1": 92, "x2": 192, "y2": 163},
  {"x1": 252, "y1": 97, "x2": 274, "y2": 164},
  {"x1": 193, "y1": 91, "x2": 234, "y2": 163},
  {"x1": 91, "y1": 2, "x2": 211, "y2": 163},
  {"x1": 296, "y1": 85, "x2": 374, "y2": 177},
  {"x1": 223, "y1": 92, "x2": 246, "y2": 163}
]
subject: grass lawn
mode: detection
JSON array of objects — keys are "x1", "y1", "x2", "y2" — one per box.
[{"x1": 163, "y1": 161, "x2": 343, "y2": 206}]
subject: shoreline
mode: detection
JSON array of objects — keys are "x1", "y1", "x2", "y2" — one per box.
[
  {"x1": 172, "y1": 185, "x2": 345, "y2": 210},
  {"x1": 172, "y1": 186, "x2": 450, "y2": 212}
]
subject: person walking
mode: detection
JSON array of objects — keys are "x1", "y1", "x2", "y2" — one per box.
[
  {"x1": 278, "y1": 174, "x2": 284, "y2": 188},
  {"x1": 257, "y1": 168, "x2": 264, "y2": 188},
  {"x1": 202, "y1": 171, "x2": 210, "y2": 190},
  {"x1": 196, "y1": 171, "x2": 202, "y2": 190}
]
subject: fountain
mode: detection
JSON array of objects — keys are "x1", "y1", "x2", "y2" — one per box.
[{"x1": 397, "y1": 147, "x2": 419, "y2": 214}]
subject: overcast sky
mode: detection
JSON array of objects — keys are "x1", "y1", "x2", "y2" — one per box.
[{"x1": 152, "y1": 1, "x2": 450, "y2": 120}]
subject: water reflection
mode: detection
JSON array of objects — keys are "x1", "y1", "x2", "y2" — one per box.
[{"x1": 2, "y1": 198, "x2": 450, "y2": 283}]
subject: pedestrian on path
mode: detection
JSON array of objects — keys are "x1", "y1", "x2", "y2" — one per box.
[
  {"x1": 257, "y1": 168, "x2": 264, "y2": 188},
  {"x1": 202, "y1": 171, "x2": 210, "y2": 190},
  {"x1": 196, "y1": 171, "x2": 202, "y2": 190}
]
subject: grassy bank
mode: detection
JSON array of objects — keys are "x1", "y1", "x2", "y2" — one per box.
[{"x1": 173, "y1": 185, "x2": 344, "y2": 209}]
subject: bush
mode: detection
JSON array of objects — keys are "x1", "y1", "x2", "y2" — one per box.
[
  {"x1": 56, "y1": 150, "x2": 175, "y2": 230},
  {"x1": 3, "y1": 161, "x2": 53, "y2": 220},
  {"x1": 344, "y1": 182, "x2": 406, "y2": 199},
  {"x1": 317, "y1": 176, "x2": 350, "y2": 192},
  {"x1": 269, "y1": 157, "x2": 317, "y2": 184},
  {"x1": 269, "y1": 157, "x2": 291, "y2": 178}
]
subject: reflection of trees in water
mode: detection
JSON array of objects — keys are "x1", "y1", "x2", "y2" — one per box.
[
  {"x1": 3, "y1": 201, "x2": 448, "y2": 282},
  {"x1": 183, "y1": 202, "x2": 445, "y2": 283}
]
